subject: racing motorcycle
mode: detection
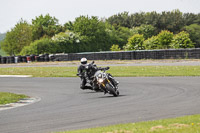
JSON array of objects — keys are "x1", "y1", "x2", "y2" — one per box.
[
  {"x1": 77, "y1": 61, "x2": 119, "y2": 97},
  {"x1": 94, "y1": 67, "x2": 119, "y2": 97}
]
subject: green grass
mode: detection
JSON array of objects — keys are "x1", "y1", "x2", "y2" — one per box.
[
  {"x1": 57, "y1": 114, "x2": 200, "y2": 133},
  {"x1": 0, "y1": 66, "x2": 200, "y2": 77},
  {"x1": 110, "y1": 66, "x2": 200, "y2": 77},
  {"x1": 0, "y1": 92, "x2": 27, "y2": 105}
]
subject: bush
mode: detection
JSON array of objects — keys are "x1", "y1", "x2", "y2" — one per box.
[
  {"x1": 157, "y1": 30, "x2": 173, "y2": 49},
  {"x1": 170, "y1": 31, "x2": 194, "y2": 49},
  {"x1": 124, "y1": 34, "x2": 144, "y2": 50},
  {"x1": 20, "y1": 38, "x2": 54, "y2": 55},
  {"x1": 143, "y1": 36, "x2": 159, "y2": 50},
  {"x1": 110, "y1": 44, "x2": 121, "y2": 51}
]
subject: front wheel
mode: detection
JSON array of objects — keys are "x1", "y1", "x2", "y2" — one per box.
[{"x1": 105, "y1": 83, "x2": 119, "y2": 97}]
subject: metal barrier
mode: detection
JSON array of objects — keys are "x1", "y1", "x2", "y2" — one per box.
[
  {"x1": 0, "y1": 48, "x2": 200, "y2": 64},
  {"x1": 53, "y1": 48, "x2": 200, "y2": 61}
]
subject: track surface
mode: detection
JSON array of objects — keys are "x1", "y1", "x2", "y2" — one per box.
[{"x1": 0, "y1": 77, "x2": 200, "y2": 133}]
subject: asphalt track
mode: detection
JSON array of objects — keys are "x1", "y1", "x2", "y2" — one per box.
[{"x1": 0, "y1": 77, "x2": 200, "y2": 133}]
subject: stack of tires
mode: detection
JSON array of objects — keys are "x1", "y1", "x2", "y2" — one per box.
[
  {"x1": 0, "y1": 54, "x2": 52, "y2": 64},
  {"x1": 1, "y1": 57, "x2": 7, "y2": 64}
]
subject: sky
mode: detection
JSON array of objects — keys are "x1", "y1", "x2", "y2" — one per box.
[{"x1": 0, "y1": 0, "x2": 200, "y2": 33}]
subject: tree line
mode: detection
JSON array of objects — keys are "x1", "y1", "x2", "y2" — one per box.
[{"x1": 0, "y1": 9, "x2": 200, "y2": 56}]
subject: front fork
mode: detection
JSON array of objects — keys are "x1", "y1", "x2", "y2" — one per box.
[{"x1": 99, "y1": 79, "x2": 116, "y2": 94}]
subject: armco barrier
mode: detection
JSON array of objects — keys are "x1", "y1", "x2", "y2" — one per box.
[
  {"x1": 53, "y1": 48, "x2": 200, "y2": 61},
  {"x1": 0, "y1": 48, "x2": 200, "y2": 64}
]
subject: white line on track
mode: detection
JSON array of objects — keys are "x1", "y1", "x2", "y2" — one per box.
[{"x1": 0, "y1": 75, "x2": 32, "y2": 77}]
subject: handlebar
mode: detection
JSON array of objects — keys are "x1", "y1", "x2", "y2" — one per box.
[{"x1": 98, "y1": 67, "x2": 110, "y2": 71}]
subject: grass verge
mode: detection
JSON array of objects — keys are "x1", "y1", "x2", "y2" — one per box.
[
  {"x1": 0, "y1": 92, "x2": 27, "y2": 105},
  {"x1": 0, "y1": 66, "x2": 200, "y2": 77},
  {"x1": 57, "y1": 114, "x2": 200, "y2": 133}
]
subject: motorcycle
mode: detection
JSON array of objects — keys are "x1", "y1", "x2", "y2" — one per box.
[
  {"x1": 77, "y1": 61, "x2": 119, "y2": 97},
  {"x1": 94, "y1": 67, "x2": 119, "y2": 97}
]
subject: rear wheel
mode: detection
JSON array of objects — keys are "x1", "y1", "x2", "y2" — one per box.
[{"x1": 106, "y1": 83, "x2": 119, "y2": 97}]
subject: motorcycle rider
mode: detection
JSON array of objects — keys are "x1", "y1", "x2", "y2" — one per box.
[
  {"x1": 77, "y1": 57, "x2": 93, "y2": 90},
  {"x1": 77, "y1": 57, "x2": 119, "y2": 90}
]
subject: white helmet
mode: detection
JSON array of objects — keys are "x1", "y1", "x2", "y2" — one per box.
[{"x1": 80, "y1": 58, "x2": 87, "y2": 64}]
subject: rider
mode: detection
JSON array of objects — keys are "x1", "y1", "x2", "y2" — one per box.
[
  {"x1": 77, "y1": 57, "x2": 95, "y2": 90},
  {"x1": 77, "y1": 57, "x2": 119, "y2": 90}
]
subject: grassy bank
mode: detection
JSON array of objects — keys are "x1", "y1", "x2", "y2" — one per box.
[
  {"x1": 0, "y1": 92, "x2": 27, "y2": 105},
  {"x1": 57, "y1": 114, "x2": 200, "y2": 133},
  {"x1": 0, "y1": 66, "x2": 200, "y2": 77}
]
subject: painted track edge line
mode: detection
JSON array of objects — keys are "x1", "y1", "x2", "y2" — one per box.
[{"x1": 0, "y1": 75, "x2": 32, "y2": 77}]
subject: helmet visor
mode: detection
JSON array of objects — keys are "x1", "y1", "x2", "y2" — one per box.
[{"x1": 81, "y1": 61, "x2": 87, "y2": 64}]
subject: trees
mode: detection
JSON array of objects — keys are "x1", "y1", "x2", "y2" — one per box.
[
  {"x1": 106, "y1": 12, "x2": 133, "y2": 28},
  {"x1": 1, "y1": 11, "x2": 199, "y2": 56},
  {"x1": 183, "y1": 13, "x2": 198, "y2": 26},
  {"x1": 64, "y1": 21, "x2": 74, "y2": 31},
  {"x1": 51, "y1": 30, "x2": 81, "y2": 53},
  {"x1": 1, "y1": 20, "x2": 32, "y2": 55},
  {"x1": 32, "y1": 14, "x2": 62, "y2": 41},
  {"x1": 106, "y1": 10, "x2": 200, "y2": 34},
  {"x1": 131, "y1": 24, "x2": 156, "y2": 39},
  {"x1": 73, "y1": 16, "x2": 110, "y2": 52},
  {"x1": 106, "y1": 24, "x2": 134, "y2": 48},
  {"x1": 0, "y1": 33, "x2": 6, "y2": 41},
  {"x1": 159, "y1": 10, "x2": 184, "y2": 33},
  {"x1": 184, "y1": 24, "x2": 200, "y2": 47}
]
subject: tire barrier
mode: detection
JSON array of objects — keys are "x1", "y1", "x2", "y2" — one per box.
[
  {"x1": 22, "y1": 56, "x2": 27, "y2": 63},
  {"x1": 44, "y1": 54, "x2": 49, "y2": 62},
  {"x1": 0, "y1": 48, "x2": 200, "y2": 64},
  {"x1": 30, "y1": 55, "x2": 35, "y2": 62},
  {"x1": 1, "y1": 56, "x2": 7, "y2": 64},
  {"x1": 17, "y1": 56, "x2": 22, "y2": 63}
]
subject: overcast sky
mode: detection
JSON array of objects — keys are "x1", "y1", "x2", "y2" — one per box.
[{"x1": 0, "y1": 0, "x2": 200, "y2": 33}]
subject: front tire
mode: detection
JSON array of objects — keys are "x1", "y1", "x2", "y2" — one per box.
[{"x1": 105, "y1": 83, "x2": 119, "y2": 97}]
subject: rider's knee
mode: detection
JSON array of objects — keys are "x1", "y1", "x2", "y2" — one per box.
[{"x1": 80, "y1": 84, "x2": 85, "y2": 89}]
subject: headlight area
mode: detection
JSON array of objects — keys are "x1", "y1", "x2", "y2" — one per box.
[{"x1": 98, "y1": 78, "x2": 104, "y2": 83}]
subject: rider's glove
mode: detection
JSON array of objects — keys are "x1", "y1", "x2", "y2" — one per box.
[{"x1": 106, "y1": 67, "x2": 110, "y2": 70}]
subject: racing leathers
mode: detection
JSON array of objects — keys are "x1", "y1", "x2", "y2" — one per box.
[{"x1": 77, "y1": 62, "x2": 98, "y2": 90}]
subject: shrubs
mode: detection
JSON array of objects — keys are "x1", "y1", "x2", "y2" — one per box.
[
  {"x1": 143, "y1": 36, "x2": 159, "y2": 50},
  {"x1": 122, "y1": 30, "x2": 194, "y2": 51},
  {"x1": 110, "y1": 44, "x2": 121, "y2": 51},
  {"x1": 157, "y1": 30, "x2": 174, "y2": 49},
  {"x1": 124, "y1": 34, "x2": 145, "y2": 50},
  {"x1": 170, "y1": 31, "x2": 194, "y2": 49},
  {"x1": 20, "y1": 38, "x2": 54, "y2": 55},
  {"x1": 21, "y1": 29, "x2": 195, "y2": 56}
]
